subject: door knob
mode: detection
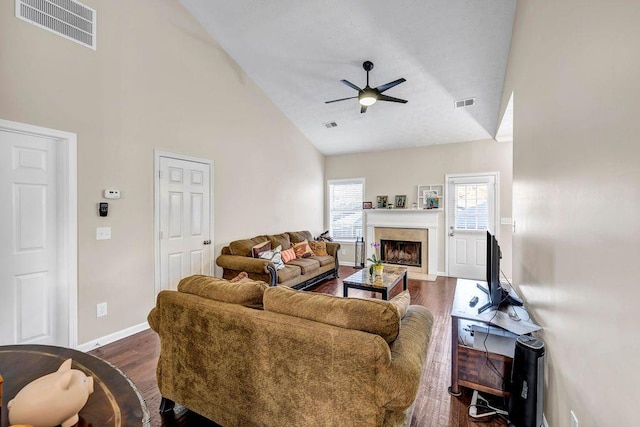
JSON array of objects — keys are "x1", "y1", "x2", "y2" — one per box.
[{"x1": 203, "y1": 240, "x2": 211, "y2": 245}]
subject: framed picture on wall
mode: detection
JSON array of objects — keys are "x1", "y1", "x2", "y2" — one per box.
[{"x1": 376, "y1": 195, "x2": 388, "y2": 208}]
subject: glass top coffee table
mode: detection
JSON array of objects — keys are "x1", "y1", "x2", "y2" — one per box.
[{"x1": 342, "y1": 265, "x2": 408, "y2": 300}]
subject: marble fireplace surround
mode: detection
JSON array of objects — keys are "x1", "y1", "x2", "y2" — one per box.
[{"x1": 364, "y1": 209, "x2": 439, "y2": 280}]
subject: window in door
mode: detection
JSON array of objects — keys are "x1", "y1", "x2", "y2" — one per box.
[
  {"x1": 327, "y1": 178, "x2": 364, "y2": 241},
  {"x1": 454, "y1": 183, "x2": 489, "y2": 230}
]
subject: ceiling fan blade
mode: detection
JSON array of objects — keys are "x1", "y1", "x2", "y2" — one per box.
[
  {"x1": 341, "y1": 79, "x2": 363, "y2": 92},
  {"x1": 325, "y1": 96, "x2": 358, "y2": 104},
  {"x1": 376, "y1": 78, "x2": 406, "y2": 93},
  {"x1": 378, "y1": 94, "x2": 408, "y2": 104},
  {"x1": 360, "y1": 105, "x2": 368, "y2": 114}
]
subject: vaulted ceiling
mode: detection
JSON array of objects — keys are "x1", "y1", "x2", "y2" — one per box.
[{"x1": 179, "y1": 0, "x2": 517, "y2": 155}]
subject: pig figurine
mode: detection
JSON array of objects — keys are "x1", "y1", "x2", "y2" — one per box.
[{"x1": 8, "y1": 358, "x2": 94, "y2": 427}]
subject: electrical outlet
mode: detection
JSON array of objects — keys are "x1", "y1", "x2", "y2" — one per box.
[
  {"x1": 96, "y1": 302, "x2": 108, "y2": 318},
  {"x1": 341, "y1": 249, "x2": 346, "y2": 255},
  {"x1": 571, "y1": 410, "x2": 579, "y2": 427}
]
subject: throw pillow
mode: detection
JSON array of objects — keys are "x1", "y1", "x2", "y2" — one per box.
[
  {"x1": 308, "y1": 240, "x2": 328, "y2": 256},
  {"x1": 251, "y1": 240, "x2": 272, "y2": 258},
  {"x1": 258, "y1": 245, "x2": 285, "y2": 270},
  {"x1": 281, "y1": 247, "x2": 296, "y2": 263},
  {"x1": 390, "y1": 290, "x2": 411, "y2": 319},
  {"x1": 230, "y1": 271, "x2": 252, "y2": 283},
  {"x1": 293, "y1": 239, "x2": 314, "y2": 259}
]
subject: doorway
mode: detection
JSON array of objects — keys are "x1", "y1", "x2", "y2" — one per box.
[
  {"x1": 154, "y1": 151, "x2": 213, "y2": 295},
  {"x1": 0, "y1": 119, "x2": 77, "y2": 347},
  {"x1": 445, "y1": 173, "x2": 499, "y2": 280}
]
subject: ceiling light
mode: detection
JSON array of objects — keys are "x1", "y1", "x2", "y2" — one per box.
[{"x1": 359, "y1": 94, "x2": 377, "y2": 106}]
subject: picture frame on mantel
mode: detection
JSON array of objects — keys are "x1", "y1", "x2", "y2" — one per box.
[
  {"x1": 395, "y1": 195, "x2": 407, "y2": 208},
  {"x1": 417, "y1": 184, "x2": 444, "y2": 209},
  {"x1": 376, "y1": 195, "x2": 388, "y2": 208}
]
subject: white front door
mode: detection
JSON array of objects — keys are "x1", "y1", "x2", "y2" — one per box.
[
  {"x1": 446, "y1": 173, "x2": 498, "y2": 280},
  {"x1": 158, "y1": 156, "x2": 212, "y2": 291},
  {"x1": 0, "y1": 130, "x2": 60, "y2": 345}
]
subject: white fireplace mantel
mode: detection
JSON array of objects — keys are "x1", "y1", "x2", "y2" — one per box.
[{"x1": 364, "y1": 209, "x2": 441, "y2": 276}]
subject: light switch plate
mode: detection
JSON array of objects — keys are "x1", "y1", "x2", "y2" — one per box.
[
  {"x1": 96, "y1": 227, "x2": 111, "y2": 240},
  {"x1": 500, "y1": 217, "x2": 512, "y2": 225}
]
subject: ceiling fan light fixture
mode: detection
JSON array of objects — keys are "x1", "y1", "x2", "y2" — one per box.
[{"x1": 359, "y1": 94, "x2": 377, "y2": 106}]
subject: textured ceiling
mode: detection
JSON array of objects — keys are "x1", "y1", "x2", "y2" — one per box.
[{"x1": 179, "y1": 0, "x2": 516, "y2": 156}]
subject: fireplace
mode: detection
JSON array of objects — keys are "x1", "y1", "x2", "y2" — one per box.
[{"x1": 380, "y1": 239, "x2": 422, "y2": 267}]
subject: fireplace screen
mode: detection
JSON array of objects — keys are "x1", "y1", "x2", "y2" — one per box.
[{"x1": 380, "y1": 239, "x2": 421, "y2": 267}]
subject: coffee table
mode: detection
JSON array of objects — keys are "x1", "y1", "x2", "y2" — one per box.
[
  {"x1": 342, "y1": 265, "x2": 408, "y2": 300},
  {"x1": 0, "y1": 344, "x2": 150, "y2": 427}
]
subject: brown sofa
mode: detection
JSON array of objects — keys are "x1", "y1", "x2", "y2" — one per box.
[
  {"x1": 216, "y1": 230, "x2": 340, "y2": 289},
  {"x1": 148, "y1": 275, "x2": 434, "y2": 427}
]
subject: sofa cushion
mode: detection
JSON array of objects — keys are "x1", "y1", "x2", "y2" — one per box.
[
  {"x1": 229, "y1": 236, "x2": 268, "y2": 257},
  {"x1": 277, "y1": 264, "x2": 301, "y2": 283},
  {"x1": 285, "y1": 257, "x2": 320, "y2": 275},
  {"x1": 263, "y1": 286, "x2": 402, "y2": 343},
  {"x1": 178, "y1": 275, "x2": 268, "y2": 307},
  {"x1": 293, "y1": 239, "x2": 314, "y2": 259},
  {"x1": 258, "y1": 245, "x2": 285, "y2": 270},
  {"x1": 287, "y1": 230, "x2": 313, "y2": 244},
  {"x1": 267, "y1": 233, "x2": 291, "y2": 250},
  {"x1": 281, "y1": 247, "x2": 296, "y2": 263},
  {"x1": 308, "y1": 240, "x2": 328, "y2": 256},
  {"x1": 311, "y1": 255, "x2": 334, "y2": 267}
]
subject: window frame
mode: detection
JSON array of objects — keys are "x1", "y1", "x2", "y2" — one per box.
[{"x1": 326, "y1": 178, "x2": 365, "y2": 243}]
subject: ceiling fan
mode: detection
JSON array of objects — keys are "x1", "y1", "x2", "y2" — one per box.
[{"x1": 325, "y1": 61, "x2": 407, "y2": 113}]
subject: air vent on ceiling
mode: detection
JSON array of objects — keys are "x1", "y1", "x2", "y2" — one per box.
[
  {"x1": 454, "y1": 98, "x2": 475, "y2": 109},
  {"x1": 16, "y1": 0, "x2": 97, "y2": 50},
  {"x1": 323, "y1": 121, "x2": 338, "y2": 129}
]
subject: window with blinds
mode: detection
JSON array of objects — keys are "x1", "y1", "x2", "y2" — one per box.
[
  {"x1": 454, "y1": 183, "x2": 488, "y2": 230},
  {"x1": 328, "y1": 179, "x2": 364, "y2": 241}
]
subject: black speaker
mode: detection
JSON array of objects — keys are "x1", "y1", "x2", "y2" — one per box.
[{"x1": 508, "y1": 335, "x2": 545, "y2": 427}]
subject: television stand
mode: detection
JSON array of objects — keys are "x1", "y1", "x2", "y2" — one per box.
[
  {"x1": 475, "y1": 282, "x2": 523, "y2": 314},
  {"x1": 475, "y1": 282, "x2": 492, "y2": 314}
]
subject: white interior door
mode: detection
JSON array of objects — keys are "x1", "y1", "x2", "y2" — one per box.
[
  {"x1": 0, "y1": 130, "x2": 60, "y2": 345},
  {"x1": 158, "y1": 156, "x2": 212, "y2": 291},
  {"x1": 446, "y1": 174, "x2": 498, "y2": 280}
]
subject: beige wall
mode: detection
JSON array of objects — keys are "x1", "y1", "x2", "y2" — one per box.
[
  {"x1": 0, "y1": 0, "x2": 324, "y2": 344},
  {"x1": 325, "y1": 140, "x2": 513, "y2": 276},
  {"x1": 502, "y1": 1, "x2": 640, "y2": 425}
]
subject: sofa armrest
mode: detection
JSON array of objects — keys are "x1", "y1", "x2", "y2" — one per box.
[
  {"x1": 325, "y1": 242, "x2": 341, "y2": 257},
  {"x1": 376, "y1": 306, "x2": 434, "y2": 411},
  {"x1": 148, "y1": 306, "x2": 159, "y2": 332},
  {"x1": 216, "y1": 254, "x2": 277, "y2": 286}
]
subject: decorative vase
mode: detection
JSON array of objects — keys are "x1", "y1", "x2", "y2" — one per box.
[{"x1": 374, "y1": 265, "x2": 384, "y2": 277}]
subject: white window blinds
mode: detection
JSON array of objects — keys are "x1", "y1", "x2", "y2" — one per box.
[
  {"x1": 453, "y1": 183, "x2": 489, "y2": 230},
  {"x1": 328, "y1": 179, "x2": 364, "y2": 241}
]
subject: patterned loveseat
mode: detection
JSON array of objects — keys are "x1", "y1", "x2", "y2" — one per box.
[{"x1": 215, "y1": 230, "x2": 340, "y2": 289}]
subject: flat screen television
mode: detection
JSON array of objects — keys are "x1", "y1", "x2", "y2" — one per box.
[{"x1": 476, "y1": 231, "x2": 522, "y2": 314}]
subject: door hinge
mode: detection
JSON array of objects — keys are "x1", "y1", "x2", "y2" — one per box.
[
  {"x1": 159, "y1": 231, "x2": 163, "y2": 240},
  {"x1": 159, "y1": 170, "x2": 162, "y2": 179}
]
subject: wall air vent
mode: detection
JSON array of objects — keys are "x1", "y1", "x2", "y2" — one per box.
[
  {"x1": 16, "y1": 0, "x2": 97, "y2": 50},
  {"x1": 323, "y1": 121, "x2": 338, "y2": 129},
  {"x1": 454, "y1": 98, "x2": 475, "y2": 109}
]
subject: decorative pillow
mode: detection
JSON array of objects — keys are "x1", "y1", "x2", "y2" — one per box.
[
  {"x1": 251, "y1": 240, "x2": 272, "y2": 258},
  {"x1": 281, "y1": 247, "x2": 296, "y2": 263},
  {"x1": 293, "y1": 239, "x2": 314, "y2": 259},
  {"x1": 263, "y1": 286, "x2": 402, "y2": 344},
  {"x1": 258, "y1": 245, "x2": 285, "y2": 270},
  {"x1": 390, "y1": 290, "x2": 411, "y2": 319},
  {"x1": 308, "y1": 240, "x2": 328, "y2": 256},
  {"x1": 178, "y1": 275, "x2": 268, "y2": 307},
  {"x1": 230, "y1": 271, "x2": 252, "y2": 283}
]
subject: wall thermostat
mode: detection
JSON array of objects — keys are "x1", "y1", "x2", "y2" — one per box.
[{"x1": 104, "y1": 189, "x2": 121, "y2": 199}]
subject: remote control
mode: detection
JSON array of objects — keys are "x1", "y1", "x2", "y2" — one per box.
[{"x1": 469, "y1": 296, "x2": 479, "y2": 307}]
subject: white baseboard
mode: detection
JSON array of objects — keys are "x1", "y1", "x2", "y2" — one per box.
[
  {"x1": 77, "y1": 321, "x2": 150, "y2": 352},
  {"x1": 339, "y1": 261, "x2": 357, "y2": 267}
]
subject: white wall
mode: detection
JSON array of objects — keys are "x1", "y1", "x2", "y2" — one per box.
[
  {"x1": 502, "y1": 1, "x2": 640, "y2": 425},
  {"x1": 325, "y1": 139, "x2": 513, "y2": 276},
  {"x1": 0, "y1": 0, "x2": 324, "y2": 344}
]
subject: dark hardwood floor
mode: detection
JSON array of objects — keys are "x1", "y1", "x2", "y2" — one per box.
[{"x1": 90, "y1": 266, "x2": 508, "y2": 426}]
